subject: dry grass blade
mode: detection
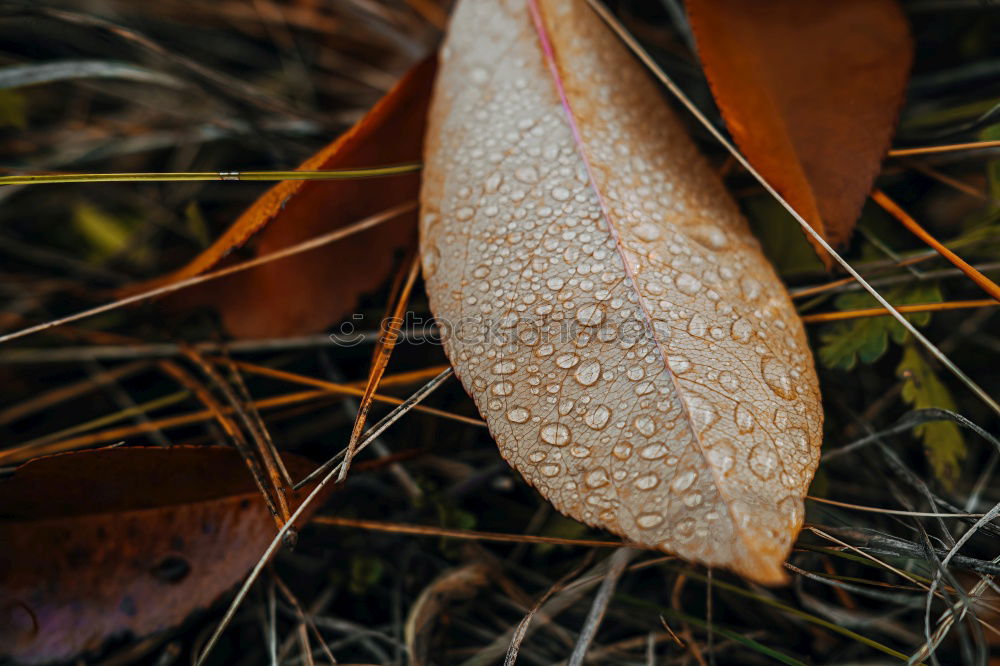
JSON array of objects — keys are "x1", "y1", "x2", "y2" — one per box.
[
  {"x1": 807, "y1": 527, "x2": 929, "y2": 591},
  {"x1": 1, "y1": 5, "x2": 306, "y2": 117},
  {"x1": 670, "y1": 575, "x2": 708, "y2": 666},
  {"x1": 0, "y1": 336, "x2": 372, "y2": 363},
  {"x1": 790, "y1": 252, "x2": 1000, "y2": 300},
  {"x1": 0, "y1": 360, "x2": 147, "y2": 426},
  {"x1": 915, "y1": 555, "x2": 1000, "y2": 662},
  {"x1": 657, "y1": 606, "x2": 805, "y2": 666},
  {"x1": 311, "y1": 516, "x2": 630, "y2": 548},
  {"x1": 273, "y1": 583, "x2": 340, "y2": 664},
  {"x1": 799, "y1": 299, "x2": 999, "y2": 324},
  {"x1": 195, "y1": 368, "x2": 454, "y2": 665},
  {"x1": 887, "y1": 139, "x2": 1000, "y2": 157},
  {"x1": 871, "y1": 189, "x2": 1000, "y2": 302},
  {"x1": 0, "y1": 202, "x2": 415, "y2": 345},
  {"x1": 670, "y1": 565, "x2": 917, "y2": 662},
  {"x1": 272, "y1": 575, "x2": 336, "y2": 666},
  {"x1": 916, "y1": 501, "x2": 1000, "y2": 662},
  {"x1": 340, "y1": 251, "x2": 421, "y2": 482},
  {"x1": 807, "y1": 496, "x2": 985, "y2": 518},
  {"x1": 228, "y1": 360, "x2": 484, "y2": 426},
  {"x1": 464, "y1": 558, "x2": 617, "y2": 666},
  {"x1": 181, "y1": 347, "x2": 293, "y2": 523},
  {"x1": 0, "y1": 390, "x2": 327, "y2": 466},
  {"x1": 0, "y1": 59, "x2": 183, "y2": 89},
  {"x1": 904, "y1": 160, "x2": 991, "y2": 201},
  {"x1": 406, "y1": 563, "x2": 492, "y2": 666},
  {"x1": 0, "y1": 363, "x2": 481, "y2": 467},
  {"x1": 822, "y1": 408, "x2": 1000, "y2": 463},
  {"x1": 293, "y1": 368, "x2": 455, "y2": 489},
  {"x1": 568, "y1": 548, "x2": 635, "y2": 666},
  {"x1": 221, "y1": 356, "x2": 294, "y2": 487},
  {"x1": 504, "y1": 553, "x2": 598, "y2": 666},
  {"x1": 160, "y1": 356, "x2": 288, "y2": 525}
]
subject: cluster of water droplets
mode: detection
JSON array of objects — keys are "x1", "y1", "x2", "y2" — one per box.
[{"x1": 421, "y1": 0, "x2": 822, "y2": 576}]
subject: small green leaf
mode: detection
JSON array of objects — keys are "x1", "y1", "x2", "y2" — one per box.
[
  {"x1": 817, "y1": 284, "x2": 941, "y2": 371},
  {"x1": 806, "y1": 466, "x2": 829, "y2": 499},
  {"x1": 982, "y1": 123, "x2": 1000, "y2": 213},
  {"x1": 744, "y1": 195, "x2": 826, "y2": 275},
  {"x1": 183, "y1": 201, "x2": 212, "y2": 246},
  {"x1": 0, "y1": 90, "x2": 26, "y2": 129},
  {"x1": 349, "y1": 554, "x2": 384, "y2": 595},
  {"x1": 72, "y1": 202, "x2": 135, "y2": 261},
  {"x1": 533, "y1": 514, "x2": 590, "y2": 555},
  {"x1": 897, "y1": 344, "x2": 966, "y2": 487}
]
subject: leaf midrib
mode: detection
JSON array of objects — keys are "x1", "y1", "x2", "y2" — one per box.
[{"x1": 526, "y1": 0, "x2": 758, "y2": 561}]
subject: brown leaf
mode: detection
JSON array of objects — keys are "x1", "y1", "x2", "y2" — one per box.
[
  {"x1": 134, "y1": 57, "x2": 436, "y2": 338},
  {"x1": 0, "y1": 446, "x2": 317, "y2": 663},
  {"x1": 420, "y1": 0, "x2": 823, "y2": 584},
  {"x1": 687, "y1": 0, "x2": 912, "y2": 261}
]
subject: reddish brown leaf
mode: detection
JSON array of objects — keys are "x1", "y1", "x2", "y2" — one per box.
[
  {"x1": 0, "y1": 446, "x2": 318, "y2": 664},
  {"x1": 134, "y1": 57, "x2": 436, "y2": 338},
  {"x1": 687, "y1": 0, "x2": 912, "y2": 261}
]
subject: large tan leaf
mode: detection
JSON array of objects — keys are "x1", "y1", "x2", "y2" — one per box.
[
  {"x1": 687, "y1": 0, "x2": 912, "y2": 261},
  {"x1": 420, "y1": 0, "x2": 823, "y2": 584}
]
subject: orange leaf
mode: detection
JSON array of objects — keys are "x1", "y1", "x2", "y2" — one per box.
[
  {"x1": 135, "y1": 57, "x2": 436, "y2": 338},
  {"x1": 0, "y1": 446, "x2": 318, "y2": 663},
  {"x1": 687, "y1": 0, "x2": 912, "y2": 262}
]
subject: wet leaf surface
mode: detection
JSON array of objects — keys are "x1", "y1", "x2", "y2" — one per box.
[{"x1": 420, "y1": 0, "x2": 824, "y2": 584}]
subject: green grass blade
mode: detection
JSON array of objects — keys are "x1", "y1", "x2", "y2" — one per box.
[
  {"x1": 659, "y1": 606, "x2": 807, "y2": 666},
  {"x1": 656, "y1": 566, "x2": 919, "y2": 663},
  {"x1": 0, "y1": 163, "x2": 421, "y2": 186}
]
